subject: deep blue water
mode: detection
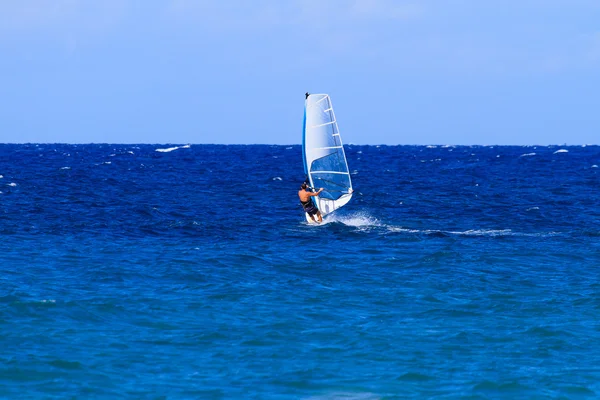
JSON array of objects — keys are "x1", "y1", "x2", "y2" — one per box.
[{"x1": 1, "y1": 143, "x2": 600, "y2": 399}]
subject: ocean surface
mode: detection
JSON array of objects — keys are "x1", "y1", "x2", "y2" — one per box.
[{"x1": 1, "y1": 143, "x2": 599, "y2": 399}]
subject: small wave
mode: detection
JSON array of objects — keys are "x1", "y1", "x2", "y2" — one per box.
[
  {"x1": 0, "y1": 175, "x2": 4, "y2": 178},
  {"x1": 526, "y1": 207, "x2": 540, "y2": 211},
  {"x1": 286, "y1": 146, "x2": 292, "y2": 149},
  {"x1": 155, "y1": 145, "x2": 190, "y2": 153},
  {"x1": 272, "y1": 177, "x2": 282, "y2": 181},
  {"x1": 427, "y1": 145, "x2": 437, "y2": 148},
  {"x1": 7, "y1": 183, "x2": 17, "y2": 187},
  {"x1": 304, "y1": 392, "x2": 380, "y2": 400},
  {"x1": 60, "y1": 167, "x2": 71, "y2": 170},
  {"x1": 592, "y1": 165, "x2": 598, "y2": 168},
  {"x1": 554, "y1": 149, "x2": 568, "y2": 154},
  {"x1": 520, "y1": 153, "x2": 536, "y2": 157}
]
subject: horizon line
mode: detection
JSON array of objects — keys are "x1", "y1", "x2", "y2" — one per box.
[{"x1": 0, "y1": 142, "x2": 597, "y2": 147}]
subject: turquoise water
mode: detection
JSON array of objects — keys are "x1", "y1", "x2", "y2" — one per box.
[{"x1": 1, "y1": 144, "x2": 599, "y2": 399}]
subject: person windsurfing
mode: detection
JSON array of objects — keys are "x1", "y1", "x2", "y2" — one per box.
[{"x1": 298, "y1": 182, "x2": 323, "y2": 223}]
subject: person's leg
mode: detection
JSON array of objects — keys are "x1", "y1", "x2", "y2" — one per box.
[{"x1": 317, "y1": 211, "x2": 323, "y2": 223}]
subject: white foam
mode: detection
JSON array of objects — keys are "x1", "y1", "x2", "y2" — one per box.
[
  {"x1": 0, "y1": 175, "x2": 3, "y2": 179},
  {"x1": 427, "y1": 145, "x2": 437, "y2": 148},
  {"x1": 554, "y1": 149, "x2": 568, "y2": 154},
  {"x1": 526, "y1": 207, "x2": 540, "y2": 211},
  {"x1": 60, "y1": 167, "x2": 71, "y2": 170},
  {"x1": 520, "y1": 153, "x2": 536, "y2": 157},
  {"x1": 325, "y1": 212, "x2": 381, "y2": 228},
  {"x1": 286, "y1": 146, "x2": 292, "y2": 150},
  {"x1": 272, "y1": 177, "x2": 282, "y2": 181},
  {"x1": 592, "y1": 165, "x2": 598, "y2": 168},
  {"x1": 7, "y1": 183, "x2": 16, "y2": 187}
]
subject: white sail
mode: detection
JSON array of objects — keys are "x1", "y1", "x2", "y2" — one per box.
[{"x1": 302, "y1": 93, "x2": 353, "y2": 216}]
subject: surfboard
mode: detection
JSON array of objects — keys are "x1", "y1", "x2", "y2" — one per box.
[{"x1": 302, "y1": 93, "x2": 353, "y2": 220}]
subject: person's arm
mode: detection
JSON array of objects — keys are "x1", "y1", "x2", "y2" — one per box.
[{"x1": 309, "y1": 188, "x2": 324, "y2": 197}]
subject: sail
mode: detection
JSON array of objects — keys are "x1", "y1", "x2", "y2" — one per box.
[{"x1": 302, "y1": 94, "x2": 353, "y2": 216}]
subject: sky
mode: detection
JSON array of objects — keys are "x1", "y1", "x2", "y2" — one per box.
[{"x1": 1, "y1": 0, "x2": 599, "y2": 145}]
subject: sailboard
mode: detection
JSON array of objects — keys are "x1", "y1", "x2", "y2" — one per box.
[{"x1": 302, "y1": 93, "x2": 353, "y2": 222}]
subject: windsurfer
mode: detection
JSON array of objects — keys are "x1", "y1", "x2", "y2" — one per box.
[{"x1": 299, "y1": 183, "x2": 323, "y2": 223}]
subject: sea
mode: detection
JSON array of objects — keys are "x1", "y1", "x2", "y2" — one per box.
[{"x1": 1, "y1": 143, "x2": 599, "y2": 399}]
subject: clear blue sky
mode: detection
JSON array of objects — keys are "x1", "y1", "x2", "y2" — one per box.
[{"x1": 1, "y1": 1, "x2": 599, "y2": 145}]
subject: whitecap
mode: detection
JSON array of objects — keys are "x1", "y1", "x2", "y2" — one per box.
[
  {"x1": 8, "y1": 183, "x2": 16, "y2": 187},
  {"x1": 156, "y1": 146, "x2": 179, "y2": 153},
  {"x1": 357, "y1": 150, "x2": 362, "y2": 154},
  {"x1": 0, "y1": 175, "x2": 3, "y2": 179},
  {"x1": 128, "y1": 151, "x2": 134, "y2": 154},
  {"x1": 520, "y1": 153, "x2": 536, "y2": 157},
  {"x1": 272, "y1": 177, "x2": 282, "y2": 181},
  {"x1": 156, "y1": 145, "x2": 190, "y2": 153},
  {"x1": 60, "y1": 167, "x2": 71, "y2": 170},
  {"x1": 592, "y1": 165, "x2": 598, "y2": 168},
  {"x1": 103, "y1": 161, "x2": 112, "y2": 165},
  {"x1": 526, "y1": 207, "x2": 540, "y2": 211},
  {"x1": 427, "y1": 145, "x2": 437, "y2": 148},
  {"x1": 554, "y1": 149, "x2": 568, "y2": 154},
  {"x1": 286, "y1": 147, "x2": 292, "y2": 150}
]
